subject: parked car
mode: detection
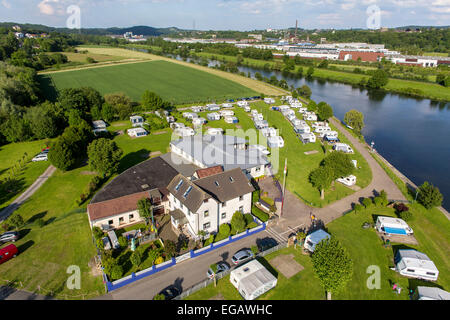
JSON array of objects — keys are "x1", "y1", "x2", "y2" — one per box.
[
  {"x1": 158, "y1": 285, "x2": 180, "y2": 300},
  {"x1": 207, "y1": 262, "x2": 230, "y2": 279},
  {"x1": 0, "y1": 244, "x2": 18, "y2": 265},
  {"x1": 32, "y1": 153, "x2": 48, "y2": 162},
  {"x1": 0, "y1": 231, "x2": 19, "y2": 243},
  {"x1": 231, "y1": 249, "x2": 254, "y2": 265}
]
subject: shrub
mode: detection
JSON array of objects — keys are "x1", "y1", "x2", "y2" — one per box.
[
  {"x1": 251, "y1": 245, "x2": 259, "y2": 255},
  {"x1": 164, "y1": 240, "x2": 177, "y2": 258},
  {"x1": 243, "y1": 214, "x2": 254, "y2": 226},
  {"x1": 130, "y1": 250, "x2": 142, "y2": 267},
  {"x1": 252, "y1": 208, "x2": 269, "y2": 222},
  {"x1": 373, "y1": 197, "x2": 383, "y2": 207},
  {"x1": 110, "y1": 265, "x2": 123, "y2": 280},
  {"x1": 154, "y1": 256, "x2": 164, "y2": 265},
  {"x1": 417, "y1": 182, "x2": 443, "y2": 209},
  {"x1": 118, "y1": 236, "x2": 128, "y2": 248},
  {"x1": 394, "y1": 203, "x2": 409, "y2": 213},
  {"x1": 247, "y1": 222, "x2": 258, "y2": 229},
  {"x1": 362, "y1": 198, "x2": 373, "y2": 208},
  {"x1": 231, "y1": 211, "x2": 246, "y2": 234},
  {"x1": 399, "y1": 210, "x2": 413, "y2": 221},
  {"x1": 96, "y1": 238, "x2": 104, "y2": 250},
  {"x1": 354, "y1": 204, "x2": 364, "y2": 212},
  {"x1": 204, "y1": 235, "x2": 214, "y2": 246},
  {"x1": 37, "y1": 218, "x2": 46, "y2": 228},
  {"x1": 92, "y1": 226, "x2": 104, "y2": 240},
  {"x1": 153, "y1": 294, "x2": 165, "y2": 300},
  {"x1": 218, "y1": 224, "x2": 231, "y2": 237}
]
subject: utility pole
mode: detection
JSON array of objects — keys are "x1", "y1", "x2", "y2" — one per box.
[{"x1": 281, "y1": 158, "x2": 288, "y2": 218}]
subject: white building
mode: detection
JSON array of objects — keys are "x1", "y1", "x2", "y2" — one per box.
[
  {"x1": 127, "y1": 128, "x2": 148, "y2": 138},
  {"x1": 395, "y1": 249, "x2": 439, "y2": 281},
  {"x1": 230, "y1": 260, "x2": 277, "y2": 300},
  {"x1": 130, "y1": 115, "x2": 144, "y2": 127},
  {"x1": 167, "y1": 168, "x2": 254, "y2": 237}
]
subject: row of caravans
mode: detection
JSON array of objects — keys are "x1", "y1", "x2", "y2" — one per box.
[{"x1": 250, "y1": 109, "x2": 284, "y2": 148}]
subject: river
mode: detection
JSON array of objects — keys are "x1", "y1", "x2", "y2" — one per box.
[{"x1": 134, "y1": 49, "x2": 450, "y2": 210}]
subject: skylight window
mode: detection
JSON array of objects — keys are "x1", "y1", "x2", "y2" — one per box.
[
  {"x1": 215, "y1": 181, "x2": 220, "y2": 187},
  {"x1": 175, "y1": 179, "x2": 184, "y2": 191},
  {"x1": 229, "y1": 176, "x2": 234, "y2": 183},
  {"x1": 183, "y1": 186, "x2": 193, "y2": 198}
]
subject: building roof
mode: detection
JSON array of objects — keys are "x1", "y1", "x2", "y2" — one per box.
[
  {"x1": 196, "y1": 165, "x2": 224, "y2": 179},
  {"x1": 170, "y1": 135, "x2": 269, "y2": 172},
  {"x1": 397, "y1": 249, "x2": 438, "y2": 272},
  {"x1": 417, "y1": 287, "x2": 450, "y2": 300},
  {"x1": 306, "y1": 229, "x2": 331, "y2": 244},
  {"x1": 91, "y1": 157, "x2": 178, "y2": 204},
  {"x1": 193, "y1": 168, "x2": 255, "y2": 203},
  {"x1": 160, "y1": 152, "x2": 202, "y2": 178},
  {"x1": 88, "y1": 191, "x2": 150, "y2": 222},
  {"x1": 167, "y1": 174, "x2": 211, "y2": 213}
]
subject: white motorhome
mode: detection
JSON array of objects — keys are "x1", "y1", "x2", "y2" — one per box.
[
  {"x1": 127, "y1": 128, "x2": 148, "y2": 138},
  {"x1": 192, "y1": 117, "x2": 207, "y2": 126},
  {"x1": 220, "y1": 110, "x2": 235, "y2": 117},
  {"x1": 207, "y1": 113, "x2": 221, "y2": 121},
  {"x1": 294, "y1": 124, "x2": 311, "y2": 134},
  {"x1": 175, "y1": 127, "x2": 195, "y2": 137},
  {"x1": 395, "y1": 249, "x2": 439, "y2": 281},
  {"x1": 291, "y1": 118, "x2": 303, "y2": 127},
  {"x1": 304, "y1": 229, "x2": 331, "y2": 253},
  {"x1": 375, "y1": 216, "x2": 413, "y2": 235},
  {"x1": 333, "y1": 143, "x2": 354, "y2": 154},
  {"x1": 300, "y1": 133, "x2": 316, "y2": 144},
  {"x1": 230, "y1": 260, "x2": 277, "y2": 300},
  {"x1": 260, "y1": 127, "x2": 277, "y2": 138}
]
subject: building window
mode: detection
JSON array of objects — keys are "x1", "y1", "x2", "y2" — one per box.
[
  {"x1": 204, "y1": 210, "x2": 209, "y2": 218},
  {"x1": 221, "y1": 212, "x2": 226, "y2": 219},
  {"x1": 129, "y1": 214, "x2": 134, "y2": 221},
  {"x1": 239, "y1": 206, "x2": 244, "y2": 213},
  {"x1": 203, "y1": 222, "x2": 210, "y2": 230},
  {"x1": 108, "y1": 220, "x2": 113, "y2": 225},
  {"x1": 222, "y1": 201, "x2": 226, "y2": 207},
  {"x1": 239, "y1": 195, "x2": 244, "y2": 201},
  {"x1": 255, "y1": 166, "x2": 261, "y2": 172},
  {"x1": 119, "y1": 217, "x2": 124, "y2": 225}
]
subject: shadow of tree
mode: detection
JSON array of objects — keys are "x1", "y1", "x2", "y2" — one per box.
[
  {"x1": 17, "y1": 240, "x2": 34, "y2": 254},
  {"x1": 118, "y1": 149, "x2": 151, "y2": 173}
]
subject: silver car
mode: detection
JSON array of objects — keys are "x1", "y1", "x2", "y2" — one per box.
[
  {"x1": 231, "y1": 249, "x2": 254, "y2": 265},
  {"x1": 0, "y1": 231, "x2": 19, "y2": 243},
  {"x1": 207, "y1": 262, "x2": 230, "y2": 279},
  {"x1": 32, "y1": 153, "x2": 48, "y2": 162}
]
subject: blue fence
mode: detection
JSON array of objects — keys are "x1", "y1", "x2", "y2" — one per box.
[{"x1": 104, "y1": 221, "x2": 266, "y2": 292}]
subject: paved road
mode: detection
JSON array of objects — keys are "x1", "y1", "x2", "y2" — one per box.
[
  {"x1": 98, "y1": 229, "x2": 283, "y2": 300},
  {"x1": 0, "y1": 165, "x2": 56, "y2": 222},
  {"x1": 0, "y1": 286, "x2": 53, "y2": 300}
]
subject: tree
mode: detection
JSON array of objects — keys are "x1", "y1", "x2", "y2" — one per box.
[
  {"x1": 344, "y1": 109, "x2": 365, "y2": 134},
  {"x1": 24, "y1": 104, "x2": 61, "y2": 139},
  {"x1": 311, "y1": 237, "x2": 353, "y2": 300},
  {"x1": 164, "y1": 240, "x2": 177, "y2": 258},
  {"x1": 110, "y1": 265, "x2": 123, "y2": 280},
  {"x1": 48, "y1": 136, "x2": 77, "y2": 171},
  {"x1": 298, "y1": 84, "x2": 312, "y2": 99},
  {"x1": 317, "y1": 102, "x2": 333, "y2": 121},
  {"x1": 101, "y1": 103, "x2": 116, "y2": 122},
  {"x1": 137, "y1": 198, "x2": 153, "y2": 226},
  {"x1": 306, "y1": 66, "x2": 315, "y2": 77},
  {"x1": 87, "y1": 138, "x2": 123, "y2": 177},
  {"x1": 130, "y1": 250, "x2": 142, "y2": 268},
  {"x1": 322, "y1": 152, "x2": 355, "y2": 180},
  {"x1": 141, "y1": 90, "x2": 164, "y2": 111},
  {"x1": 367, "y1": 69, "x2": 389, "y2": 89},
  {"x1": 417, "y1": 182, "x2": 443, "y2": 209},
  {"x1": 309, "y1": 166, "x2": 334, "y2": 200},
  {"x1": 8, "y1": 213, "x2": 24, "y2": 230},
  {"x1": 230, "y1": 211, "x2": 246, "y2": 234}
]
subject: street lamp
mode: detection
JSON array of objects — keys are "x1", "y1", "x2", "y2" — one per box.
[{"x1": 370, "y1": 141, "x2": 375, "y2": 152}]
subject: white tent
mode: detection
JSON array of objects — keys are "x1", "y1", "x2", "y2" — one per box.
[
  {"x1": 395, "y1": 249, "x2": 439, "y2": 281},
  {"x1": 376, "y1": 216, "x2": 413, "y2": 235},
  {"x1": 414, "y1": 286, "x2": 450, "y2": 300},
  {"x1": 304, "y1": 229, "x2": 331, "y2": 252},
  {"x1": 230, "y1": 260, "x2": 277, "y2": 300}
]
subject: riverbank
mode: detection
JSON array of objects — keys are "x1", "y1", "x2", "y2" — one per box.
[{"x1": 175, "y1": 50, "x2": 450, "y2": 102}]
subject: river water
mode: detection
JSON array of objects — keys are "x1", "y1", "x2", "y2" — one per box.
[{"x1": 137, "y1": 49, "x2": 450, "y2": 209}]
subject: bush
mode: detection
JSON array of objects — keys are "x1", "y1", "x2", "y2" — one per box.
[
  {"x1": 218, "y1": 224, "x2": 231, "y2": 237},
  {"x1": 154, "y1": 256, "x2": 164, "y2": 265},
  {"x1": 96, "y1": 238, "x2": 104, "y2": 250},
  {"x1": 118, "y1": 236, "x2": 128, "y2": 248},
  {"x1": 251, "y1": 245, "x2": 259, "y2": 255},
  {"x1": 130, "y1": 250, "x2": 142, "y2": 267},
  {"x1": 354, "y1": 204, "x2": 364, "y2": 212},
  {"x1": 394, "y1": 203, "x2": 409, "y2": 213},
  {"x1": 231, "y1": 211, "x2": 246, "y2": 234},
  {"x1": 153, "y1": 294, "x2": 165, "y2": 300},
  {"x1": 252, "y1": 208, "x2": 269, "y2": 222},
  {"x1": 417, "y1": 182, "x2": 443, "y2": 209},
  {"x1": 204, "y1": 235, "x2": 214, "y2": 246},
  {"x1": 362, "y1": 198, "x2": 373, "y2": 208},
  {"x1": 164, "y1": 240, "x2": 176, "y2": 258},
  {"x1": 399, "y1": 210, "x2": 413, "y2": 221},
  {"x1": 373, "y1": 196, "x2": 384, "y2": 207},
  {"x1": 110, "y1": 265, "x2": 123, "y2": 280},
  {"x1": 92, "y1": 226, "x2": 104, "y2": 240},
  {"x1": 243, "y1": 214, "x2": 254, "y2": 226},
  {"x1": 247, "y1": 222, "x2": 258, "y2": 229}
]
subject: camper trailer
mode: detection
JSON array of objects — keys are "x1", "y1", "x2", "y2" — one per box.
[
  {"x1": 394, "y1": 249, "x2": 439, "y2": 281},
  {"x1": 314, "y1": 126, "x2": 332, "y2": 134},
  {"x1": 300, "y1": 133, "x2": 316, "y2": 144},
  {"x1": 237, "y1": 101, "x2": 249, "y2": 108},
  {"x1": 108, "y1": 230, "x2": 120, "y2": 249},
  {"x1": 294, "y1": 124, "x2": 311, "y2": 134},
  {"x1": 224, "y1": 116, "x2": 239, "y2": 124},
  {"x1": 127, "y1": 128, "x2": 148, "y2": 138},
  {"x1": 336, "y1": 175, "x2": 356, "y2": 187},
  {"x1": 333, "y1": 143, "x2": 354, "y2": 154},
  {"x1": 222, "y1": 103, "x2": 233, "y2": 109},
  {"x1": 207, "y1": 128, "x2": 224, "y2": 136},
  {"x1": 254, "y1": 120, "x2": 269, "y2": 130},
  {"x1": 230, "y1": 260, "x2": 277, "y2": 300},
  {"x1": 244, "y1": 106, "x2": 251, "y2": 113},
  {"x1": 206, "y1": 104, "x2": 221, "y2": 111},
  {"x1": 220, "y1": 110, "x2": 235, "y2": 117},
  {"x1": 375, "y1": 216, "x2": 413, "y2": 236},
  {"x1": 260, "y1": 127, "x2": 277, "y2": 138},
  {"x1": 249, "y1": 145, "x2": 270, "y2": 155},
  {"x1": 264, "y1": 98, "x2": 275, "y2": 104},
  {"x1": 130, "y1": 115, "x2": 144, "y2": 127},
  {"x1": 207, "y1": 113, "x2": 221, "y2": 121},
  {"x1": 175, "y1": 127, "x2": 195, "y2": 137},
  {"x1": 192, "y1": 117, "x2": 207, "y2": 126},
  {"x1": 291, "y1": 118, "x2": 303, "y2": 127},
  {"x1": 267, "y1": 136, "x2": 285, "y2": 148},
  {"x1": 298, "y1": 107, "x2": 308, "y2": 114},
  {"x1": 324, "y1": 131, "x2": 338, "y2": 139},
  {"x1": 170, "y1": 122, "x2": 185, "y2": 130},
  {"x1": 304, "y1": 229, "x2": 331, "y2": 253},
  {"x1": 304, "y1": 113, "x2": 318, "y2": 121},
  {"x1": 413, "y1": 287, "x2": 450, "y2": 300},
  {"x1": 191, "y1": 106, "x2": 203, "y2": 113}
]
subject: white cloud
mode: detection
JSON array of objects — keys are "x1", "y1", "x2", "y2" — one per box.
[{"x1": 1, "y1": 0, "x2": 11, "y2": 8}]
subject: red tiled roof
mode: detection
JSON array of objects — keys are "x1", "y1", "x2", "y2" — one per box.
[
  {"x1": 87, "y1": 191, "x2": 150, "y2": 222},
  {"x1": 196, "y1": 165, "x2": 224, "y2": 179},
  {"x1": 339, "y1": 51, "x2": 384, "y2": 62}
]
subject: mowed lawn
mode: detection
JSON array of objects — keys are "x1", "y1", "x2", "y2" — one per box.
[{"x1": 39, "y1": 60, "x2": 258, "y2": 104}]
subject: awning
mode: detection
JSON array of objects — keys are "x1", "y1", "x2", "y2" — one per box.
[{"x1": 384, "y1": 227, "x2": 407, "y2": 235}]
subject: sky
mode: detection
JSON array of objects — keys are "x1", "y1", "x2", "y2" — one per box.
[{"x1": 0, "y1": 0, "x2": 449, "y2": 30}]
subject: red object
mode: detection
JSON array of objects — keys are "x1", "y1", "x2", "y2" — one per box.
[
  {"x1": 339, "y1": 51, "x2": 385, "y2": 62},
  {"x1": 0, "y1": 244, "x2": 18, "y2": 265}
]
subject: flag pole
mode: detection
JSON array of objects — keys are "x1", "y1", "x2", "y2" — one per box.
[{"x1": 281, "y1": 158, "x2": 287, "y2": 218}]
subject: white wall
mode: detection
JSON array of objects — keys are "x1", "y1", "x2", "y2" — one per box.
[{"x1": 91, "y1": 210, "x2": 142, "y2": 230}]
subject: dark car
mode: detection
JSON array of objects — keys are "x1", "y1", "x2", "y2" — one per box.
[
  {"x1": 0, "y1": 231, "x2": 19, "y2": 243},
  {"x1": 158, "y1": 285, "x2": 180, "y2": 300},
  {"x1": 207, "y1": 262, "x2": 230, "y2": 279},
  {"x1": 231, "y1": 249, "x2": 254, "y2": 265}
]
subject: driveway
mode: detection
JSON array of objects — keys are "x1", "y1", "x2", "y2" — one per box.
[{"x1": 0, "y1": 165, "x2": 56, "y2": 222}]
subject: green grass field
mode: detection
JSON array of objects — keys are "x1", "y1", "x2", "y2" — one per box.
[{"x1": 39, "y1": 60, "x2": 258, "y2": 104}]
